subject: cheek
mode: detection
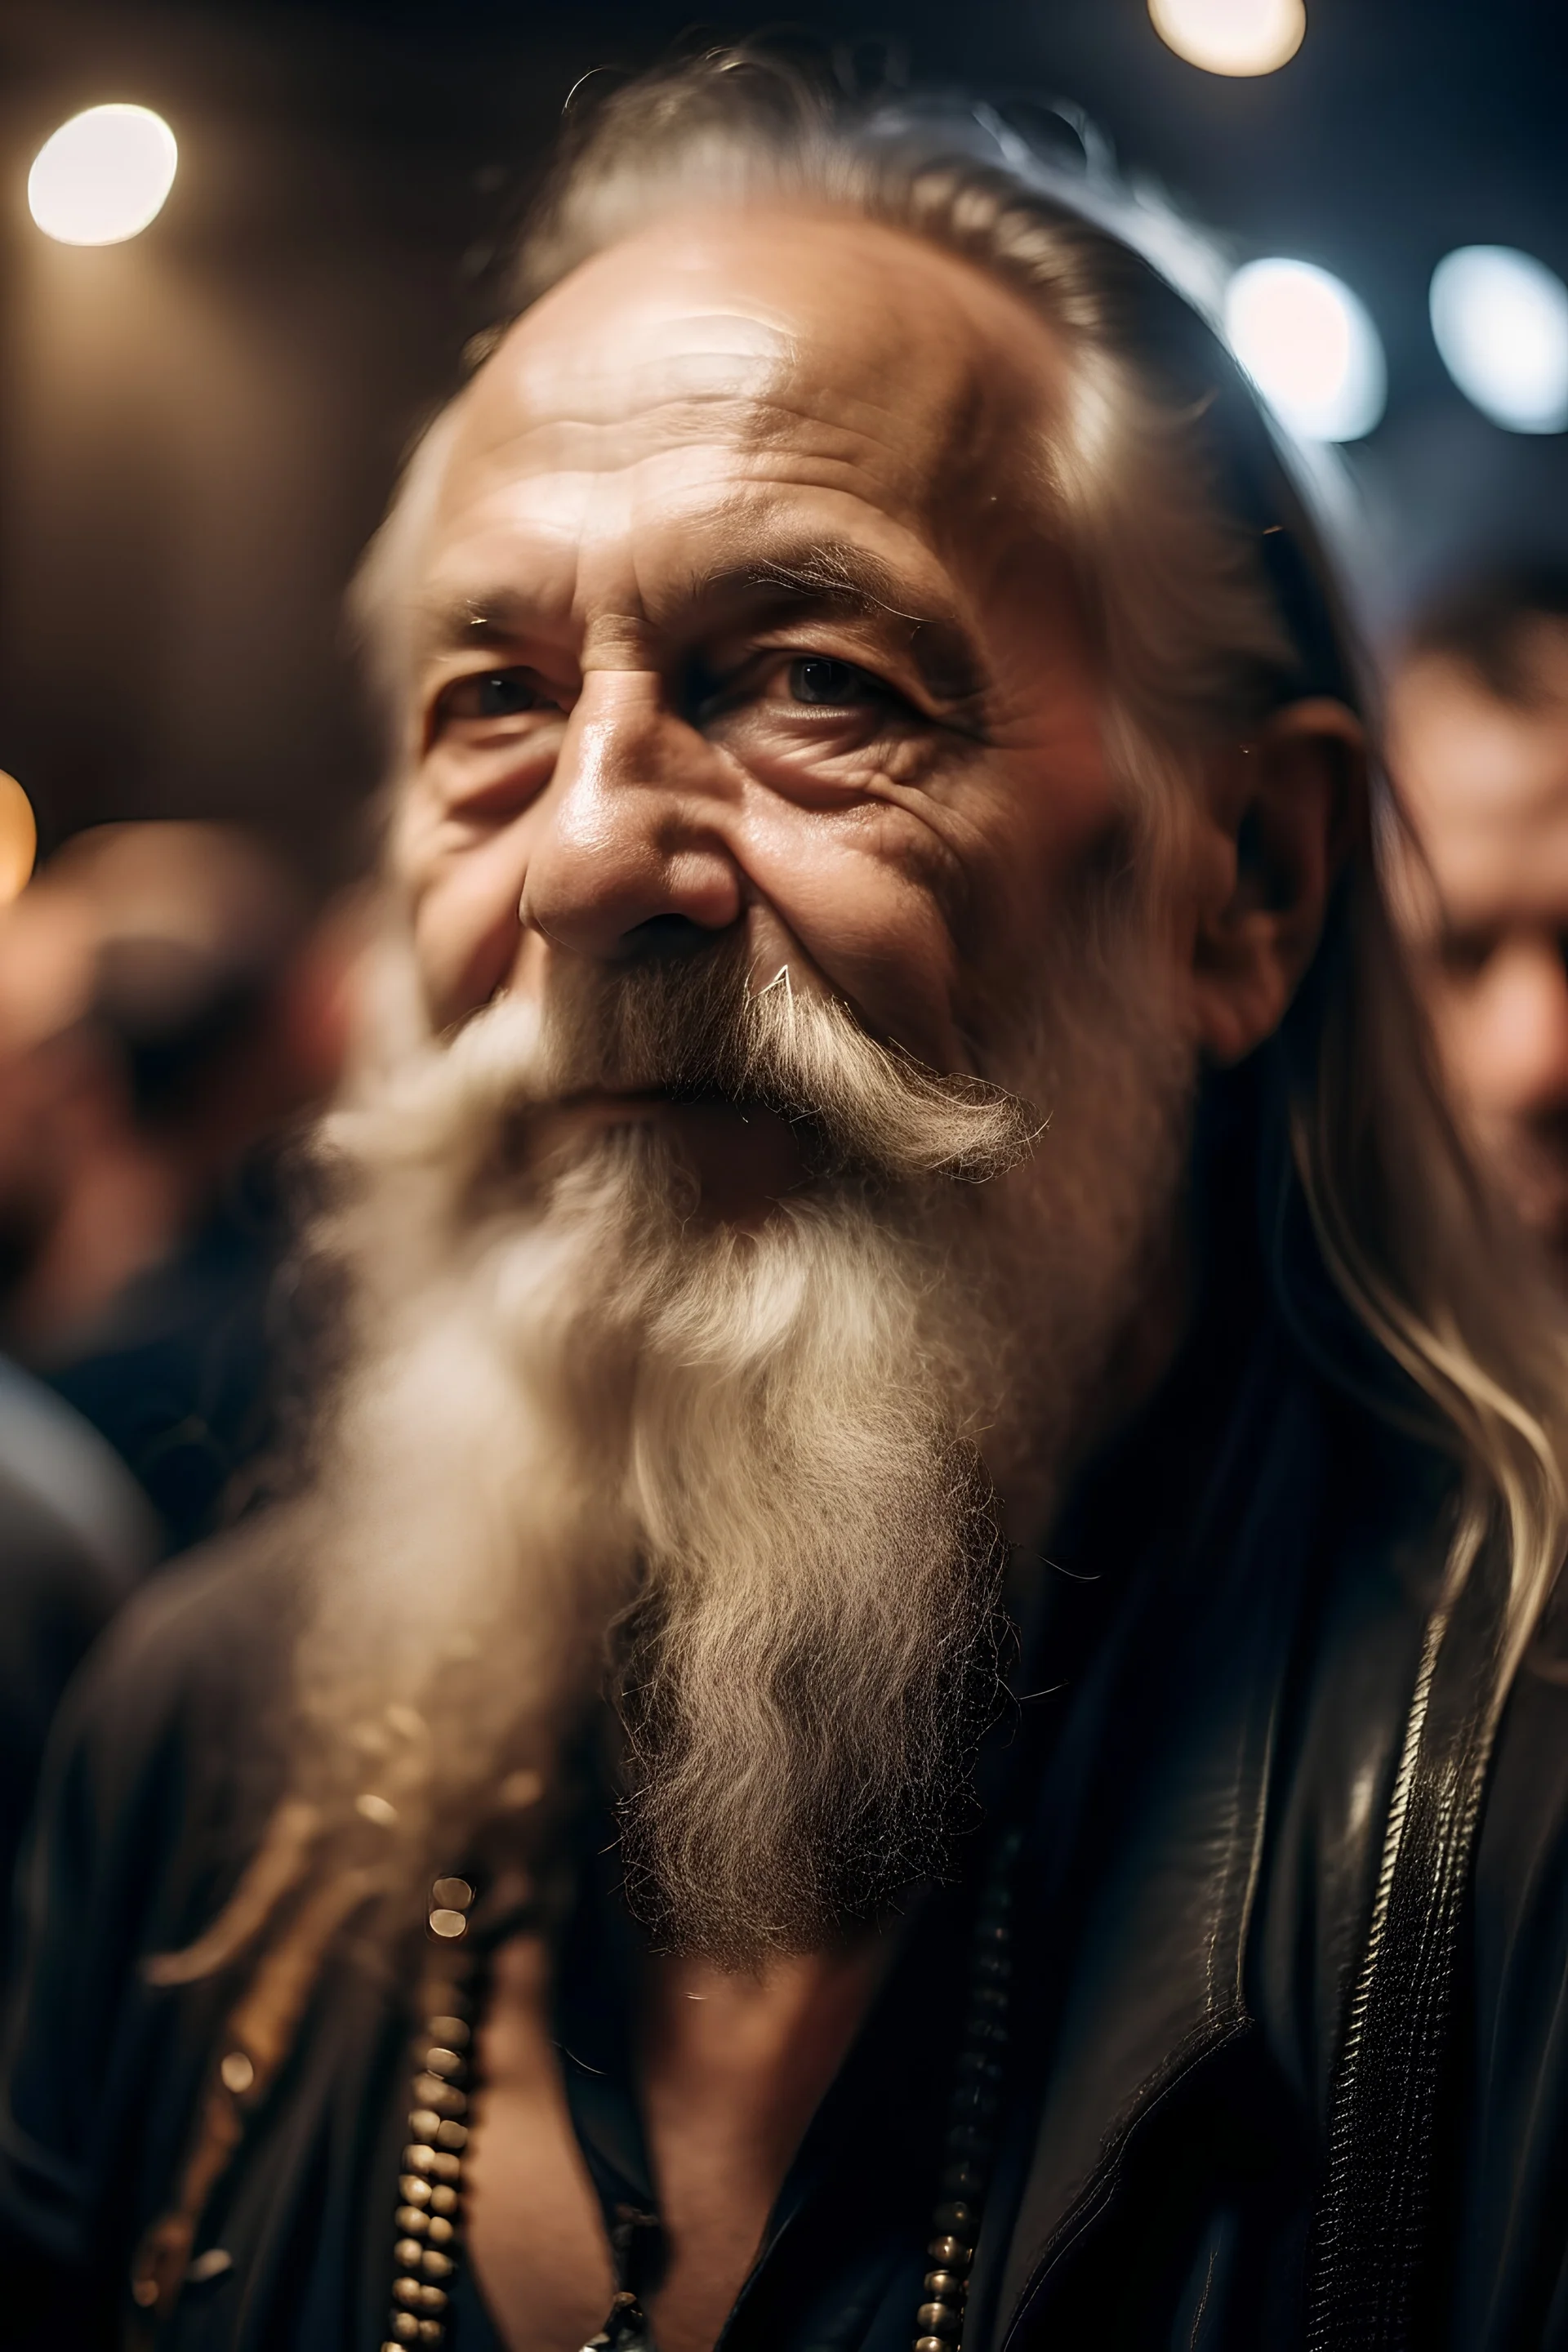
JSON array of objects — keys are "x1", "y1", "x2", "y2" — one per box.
[
  {"x1": 408, "y1": 825, "x2": 533, "y2": 1027},
  {"x1": 734, "y1": 800, "x2": 970, "y2": 1067},
  {"x1": 940, "y1": 769, "x2": 1138, "y2": 1032}
]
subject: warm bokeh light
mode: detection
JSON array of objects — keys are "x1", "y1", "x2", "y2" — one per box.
[
  {"x1": 1224, "y1": 256, "x2": 1386, "y2": 442},
  {"x1": 27, "y1": 105, "x2": 177, "y2": 247},
  {"x1": 0, "y1": 774, "x2": 38, "y2": 906},
  {"x1": 1149, "y1": 0, "x2": 1305, "y2": 76},
  {"x1": 1430, "y1": 246, "x2": 1568, "y2": 435}
]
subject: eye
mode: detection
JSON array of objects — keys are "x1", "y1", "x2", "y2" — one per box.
[
  {"x1": 787, "y1": 656, "x2": 879, "y2": 706},
  {"x1": 436, "y1": 669, "x2": 551, "y2": 725}
]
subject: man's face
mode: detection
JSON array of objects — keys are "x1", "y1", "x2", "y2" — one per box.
[
  {"x1": 1389, "y1": 640, "x2": 1568, "y2": 1261},
  {"x1": 391, "y1": 211, "x2": 1200, "y2": 1214},
  {"x1": 313, "y1": 213, "x2": 1338, "y2": 1947}
]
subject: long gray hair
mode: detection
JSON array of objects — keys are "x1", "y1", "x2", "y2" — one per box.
[{"x1": 352, "y1": 44, "x2": 1568, "y2": 1694}]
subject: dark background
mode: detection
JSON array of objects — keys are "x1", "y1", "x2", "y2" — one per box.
[{"x1": 0, "y1": 0, "x2": 1565, "y2": 884}]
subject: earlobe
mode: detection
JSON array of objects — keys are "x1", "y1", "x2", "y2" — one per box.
[{"x1": 1192, "y1": 698, "x2": 1366, "y2": 1067}]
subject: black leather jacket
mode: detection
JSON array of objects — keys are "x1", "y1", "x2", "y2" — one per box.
[{"x1": 2, "y1": 1209, "x2": 1566, "y2": 2352}]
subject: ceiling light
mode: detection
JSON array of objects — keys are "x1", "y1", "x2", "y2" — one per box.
[
  {"x1": 1224, "y1": 256, "x2": 1386, "y2": 442},
  {"x1": 1430, "y1": 246, "x2": 1568, "y2": 434},
  {"x1": 28, "y1": 104, "x2": 177, "y2": 247},
  {"x1": 1149, "y1": 0, "x2": 1306, "y2": 77}
]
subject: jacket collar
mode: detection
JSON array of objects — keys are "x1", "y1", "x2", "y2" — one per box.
[{"x1": 978, "y1": 1325, "x2": 1341, "y2": 2341}]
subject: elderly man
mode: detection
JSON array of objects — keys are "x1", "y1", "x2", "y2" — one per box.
[
  {"x1": 1388, "y1": 568, "x2": 1568, "y2": 1268},
  {"x1": 6, "y1": 51, "x2": 1568, "y2": 2352}
]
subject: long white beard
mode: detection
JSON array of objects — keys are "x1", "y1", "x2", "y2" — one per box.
[{"x1": 291, "y1": 924, "x2": 1192, "y2": 1963}]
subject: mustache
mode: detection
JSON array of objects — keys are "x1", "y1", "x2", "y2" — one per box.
[
  {"x1": 544, "y1": 936, "x2": 1040, "y2": 1183},
  {"x1": 342, "y1": 936, "x2": 1042, "y2": 1190}
]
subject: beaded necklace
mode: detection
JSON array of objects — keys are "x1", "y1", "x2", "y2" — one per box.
[{"x1": 381, "y1": 1826, "x2": 1022, "y2": 2352}]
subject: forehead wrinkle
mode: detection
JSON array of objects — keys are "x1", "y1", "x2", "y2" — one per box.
[
  {"x1": 471, "y1": 311, "x2": 794, "y2": 474},
  {"x1": 421, "y1": 220, "x2": 1071, "y2": 693},
  {"x1": 457, "y1": 385, "x2": 941, "y2": 533},
  {"x1": 466, "y1": 270, "x2": 1052, "y2": 531}
]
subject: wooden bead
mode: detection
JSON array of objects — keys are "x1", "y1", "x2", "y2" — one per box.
[{"x1": 413, "y1": 2077, "x2": 466, "y2": 2117}]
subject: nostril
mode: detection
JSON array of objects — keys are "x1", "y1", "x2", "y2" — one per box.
[{"x1": 624, "y1": 912, "x2": 721, "y2": 960}]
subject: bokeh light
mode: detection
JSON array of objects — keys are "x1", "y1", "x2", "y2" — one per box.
[
  {"x1": 27, "y1": 105, "x2": 177, "y2": 247},
  {"x1": 1224, "y1": 256, "x2": 1387, "y2": 442},
  {"x1": 1149, "y1": 0, "x2": 1306, "y2": 77},
  {"x1": 1429, "y1": 246, "x2": 1568, "y2": 434},
  {"x1": 0, "y1": 774, "x2": 38, "y2": 906}
]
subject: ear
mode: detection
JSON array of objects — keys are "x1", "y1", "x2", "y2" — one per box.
[{"x1": 1189, "y1": 698, "x2": 1366, "y2": 1067}]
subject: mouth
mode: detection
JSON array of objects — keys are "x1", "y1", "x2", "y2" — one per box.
[
  {"x1": 551, "y1": 1086, "x2": 678, "y2": 1127},
  {"x1": 533, "y1": 1089, "x2": 813, "y2": 1218}
]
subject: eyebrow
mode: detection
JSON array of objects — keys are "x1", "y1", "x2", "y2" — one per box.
[
  {"x1": 417, "y1": 537, "x2": 990, "y2": 709},
  {"x1": 705, "y1": 541, "x2": 988, "y2": 705},
  {"x1": 421, "y1": 597, "x2": 532, "y2": 662}
]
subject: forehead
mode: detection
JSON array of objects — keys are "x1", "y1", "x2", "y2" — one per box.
[
  {"x1": 424, "y1": 210, "x2": 1069, "y2": 610},
  {"x1": 1392, "y1": 653, "x2": 1568, "y2": 921}
]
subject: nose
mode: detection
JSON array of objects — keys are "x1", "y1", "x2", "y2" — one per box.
[
  {"x1": 1476, "y1": 934, "x2": 1568, "y2": 1122},
  {"x1": 519, "y1": 670, "x2": 744, "y2": 964}
]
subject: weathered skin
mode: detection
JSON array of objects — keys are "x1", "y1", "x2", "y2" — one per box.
[{"x1": 382, "y1": 207, "x2": 1352, "y2": 2352}]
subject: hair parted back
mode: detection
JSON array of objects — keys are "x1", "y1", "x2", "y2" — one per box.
[{"x1": 367, "y1": 40, "x2": 1568, "y2": 1695}]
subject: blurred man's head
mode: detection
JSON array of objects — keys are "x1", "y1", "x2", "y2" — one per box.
[
  {"x1": 0, "y1": 822, "x2": 310, "y2": 1348},
  {"x1": 273, "y1": 53, "x2": 1565, "y2": 1967},
  {"x1": 1388, "y1": 568, "x2": 1568, "y2": 1264}
]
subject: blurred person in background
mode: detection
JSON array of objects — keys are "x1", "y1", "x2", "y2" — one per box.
[
  {"x1": 10, "y1": 51, "x2": 1568, "y2": 2352},
  {"x1": 0, "y1": 829, "x2": 350, "y2": 1977},
  {"x1": 0, "y1": 884, "x2": 158, "y2": 1968},
  {"x1": 0, "y1": 823, "x2": 346, "y2": 1552},
  {"x1": 0, "y1": 870, "x2": 161, "y2": 1966},
  {"x1": 0, "y1": 1356, "x2": 156, "y2": 1976},
  {"x1": 1387, "y1": 567, "x2": 1568, "y2": 1269}
]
